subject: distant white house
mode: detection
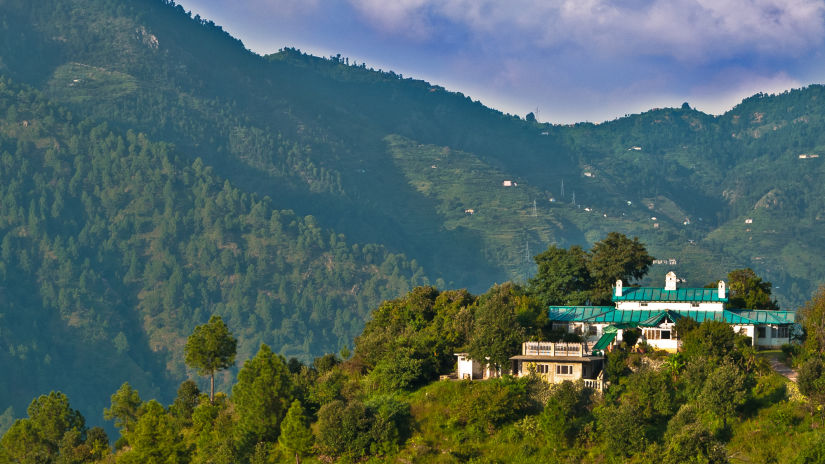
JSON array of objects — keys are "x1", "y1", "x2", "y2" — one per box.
[
  {"x1": 454, "y1": 353, "x2": 501, "y2": 380},
  {"x1": 745, "y1": 218, "x2": 753, "y2": 224}
]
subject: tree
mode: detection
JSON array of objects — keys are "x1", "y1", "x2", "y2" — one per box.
[
  {"x1": 278, "y1": 400, "x2": 314, "y2": 463},
  {"x1": 797, "y1": 357, "x2": 825, "y2": 406},
  {"x1": 468, "y1": 283, "x2": 526, "y2": 372},
  {"x1": 725, "y1": 268, "x2": 779, "y2": 310},
  {"x1": 232, "y1": 344, "x2": 294, "y2": 456},
  {"x1": 0, "y1": 392, "x2": 87, "y2": 464},
  {"x1": 528, "y1": 245, "x2": 591, "y2": 306},
  {"x1": 169, "y1": 380, "x2": 201, "y2": 425},
  {"x1": 118, "y1": 400, "x2": 188, "y2": 464},
  {"x1": 185, "y1": 315, "x2": 237, "y2": 402},
  {"x1": 587, "y1": 232, "x2": 653, "y2": 304},
  {"x1": 699, "y1": 360, "x2": 750, "y2": 429},
  {"x1": 681, "y1": 320, "x2": 736, "y2": 362},
  {"x1": 800, "y1": 285, "x2": 825, "y2": 355},
  {"x1": 104, "y1": 382, "x2": 142, "y2": 443},
  {"x1": 662, "y1": 404, "x2": 728, "y2": 464}
]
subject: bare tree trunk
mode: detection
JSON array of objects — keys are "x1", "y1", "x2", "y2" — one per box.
[{"x1": 210, "y1": 372, "x2": 215, "y2": 403}]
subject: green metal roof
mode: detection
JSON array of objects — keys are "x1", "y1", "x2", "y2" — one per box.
[
  {"x1": 729, "y1": 310, "x2": 796, "y2": 324},
  {"x1": 613, "y1": 287, "x2": 728, "y2": 303},
  {"x1": 592, "y1": 332, "x2": 618, "y2": 351},
  {"x1": 547, "y1": 307, "x2": 794, "y2": 326},
  {"x1": 548, "y1": 306, "x2": 614, "y2": 322}
]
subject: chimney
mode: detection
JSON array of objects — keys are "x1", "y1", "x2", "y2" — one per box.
[
  {"x1": 718, "y1": 280, "x2": 726, "y2": 299},
  {"x1": 665, "y1": 271, "x2": 677, "y2": 291},
  {"x1": 615, "y1": 279, "x2": 623, "y2": 297}
]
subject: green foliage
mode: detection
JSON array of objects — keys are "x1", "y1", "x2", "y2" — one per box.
[
  {"x1": 797, "y1": 357, "x2": 825, "y2": 403},
  {"x1": 169, "y1": 380, "x2": 200, "y2": 425},
  {"x1": 452, "y1": 377, "x2": 533, "y2": 435},
  {"x1": 468, "y1": 283, "x2": 530, "y2": 370},
  {"x1": 662, "y1": 404, "x2": 728, "y2": 464},
  {"x1": 725, "y1": 268, "x2": 778, "y2": 310},
  {"x1": 587, "y1": 232, "x2": 653, "y2": 304},
  {"x1": 699, "y1": 360, "x2": 750, "y2": 428},
  {"x1": 278, "y1": 400, "x2": 313, "y2": 460},
  {"x1": 0, "y1": 392, "x2": 88, "y2": 464},
  {"x1": 118, "y1": 400, "x2": 189, "y2": 464},
  {"x1": 231, "y1": 344, "x2": 294, "y2": 456},
  {"x1": 184, "y1": 315, "x2": 237, "y2": 402},
  {"x1": 604, "y1": 349, "x2": 629, "y2": 385},
  {"x1": 190, "y1": 395, "x2": 236, "y2": 464},
  {"x1": 538, "y1": 381, "x2": 593, "y2": 448},
  {"x1": 315, "y1": 400, "x2": 371, "y2": 459},
  {"x1": 596, "y1": 400, "x2": 648, "y2": 458},
  {"x1": 681, "y1": 320, "x2": 736, "y2": 362},
  {"x1": 800, "y1": 285, "x2": 825, "y2": 355},
  {"x1": 528, "y1": 245, "x2": 591, "y2": 306},
  {"x1": 104, "y1": 382, "x2": 142, "y2": 442},
  {"x1": 528, "y1": 232, "x2": 653, "y2": 305}
]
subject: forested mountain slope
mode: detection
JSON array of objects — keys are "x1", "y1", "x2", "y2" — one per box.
[
  {"x1": 2, "y1": 0, "x2": 823, "y2": 305},
  {"x1": 2, "y1": 0, "x2": 825, "y2": 430},
  {"x1": 0, "y1": 78, "x2": 424, "y2": 430}
]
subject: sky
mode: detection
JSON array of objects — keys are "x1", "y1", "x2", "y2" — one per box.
[{"x1": 178, "y1": 0, "x2": 825, "y2": 124}]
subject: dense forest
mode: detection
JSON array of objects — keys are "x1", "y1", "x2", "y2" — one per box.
[
  {"x1": 0, "y1": 78, "x2": 425, "y2": 430},
  {"x1": 3, "y1": 262, "x2": 825, "y2": 463},
  {"x1": 2, "y1": 0, "x2": 825, "y2": 448}
]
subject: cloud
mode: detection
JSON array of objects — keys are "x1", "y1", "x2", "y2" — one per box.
[{"x1": 347, "y1": 0, "x2": 825, "y2": 63}]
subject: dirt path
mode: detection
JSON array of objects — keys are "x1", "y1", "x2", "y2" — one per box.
[{"x1": 768, "y1": 357, "x2": 797, "y2": 382}]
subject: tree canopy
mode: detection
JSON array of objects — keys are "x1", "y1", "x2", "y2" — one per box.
[
  {"x1": 185, "y1": 315, "x2": 237, "y2": 402},
  {"x1": 529, "y1": 232, "x2": 653, "y2": 306}
]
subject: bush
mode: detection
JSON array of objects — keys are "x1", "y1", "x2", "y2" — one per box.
[{"x1": 454, "y1": 377, "x2": 532, "y2": 434}]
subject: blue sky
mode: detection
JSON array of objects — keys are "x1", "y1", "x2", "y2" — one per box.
[{"x1": 179, "y1": 0, "x2": 825, "y2": 124}]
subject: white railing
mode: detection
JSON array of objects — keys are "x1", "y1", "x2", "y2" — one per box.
[{"x1": 523, "y1": 342, "x2": 584, "y2": 357}]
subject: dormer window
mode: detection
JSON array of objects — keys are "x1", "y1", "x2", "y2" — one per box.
[
  {"x1": 691, "y1": 303, "x2": 700, "y2": 308},
  {"x1": 640, "y1": 302, "x2": 648, "y2": 307}
]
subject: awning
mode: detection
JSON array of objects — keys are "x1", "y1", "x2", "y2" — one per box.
[{"x1": 592, "y1": 331, "x2": 618, "y2": 352}]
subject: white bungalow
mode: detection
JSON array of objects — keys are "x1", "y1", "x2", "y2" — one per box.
[{"x1": 548, "y1": 271, "x2": 796, "y2": 352}]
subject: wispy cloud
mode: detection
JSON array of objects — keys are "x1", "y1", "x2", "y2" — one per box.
[
  {"x1": 348, "y1": 0, "x2": 825, "y2": 61},
  {"x1": 180, "y1": 0, "x2": 825, "y2": 122}
]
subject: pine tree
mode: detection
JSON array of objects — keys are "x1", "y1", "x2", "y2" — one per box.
[{"x1": 278, "y1": 400, "x2": 314, "y2": 463}]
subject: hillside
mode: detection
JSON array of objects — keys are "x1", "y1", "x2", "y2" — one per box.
[
  {"x1": 2, "y1": 0, "x2": 825, "y2": 429},
  {"x1": 0, "y1": 78, "x2": 424, "y2": 429}
]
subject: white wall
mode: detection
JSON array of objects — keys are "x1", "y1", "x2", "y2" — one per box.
[{"x1": 616, "y1": 301, "x2": 724, "y2": 311}]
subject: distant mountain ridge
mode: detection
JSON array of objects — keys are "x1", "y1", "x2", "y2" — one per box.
[{"x1": 1, "y1": 0, "x2": 825, "y2": 429}]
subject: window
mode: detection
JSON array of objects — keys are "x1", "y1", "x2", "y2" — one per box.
[
  {"x1": 757, "y1": 327, "x2": 766, "y2": 338},
  {"x1": 588, "y1": 325, "x2": 598, "y2": 335},
  {"x1": 691, "y1": 302, "x2": 700, "y2": 308},
  {"x1": 556, "y1": 365, "x2": 573, "y2": 375},
  {"x1": 640, "y1": 302, "x2": 649, "y2": 307},
  {"x1": 771, "y1": 327, "x2": 778, "y2": 338},
  {"x1": 537, "y1": 364, "x2": 549, "y2": 374},
  {"x1": 778, "y1": 326, "x2": 790, "y2": 338},
  {"x1": 661, "y1": 330, "x2": 671, "y2": 340}
]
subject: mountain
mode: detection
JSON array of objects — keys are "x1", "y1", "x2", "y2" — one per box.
[{"x1": 1, "y1": 0, "x2": 825, "y2": 428}]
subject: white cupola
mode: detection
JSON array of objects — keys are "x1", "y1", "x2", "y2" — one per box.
[
  {"x1": 665, "y1": 271, "x2": 677, "y2": 291},
  {"x1": 615, "y1": 279, "x2": 623, "y2": 297},
  {"x1": 718, "y1": 280, "x2": 726, "y2": 299}
]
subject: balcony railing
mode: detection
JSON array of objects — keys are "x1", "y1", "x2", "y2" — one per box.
[{"x1": 523, "y1": 342, "x2": 585, "y2": 357}]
